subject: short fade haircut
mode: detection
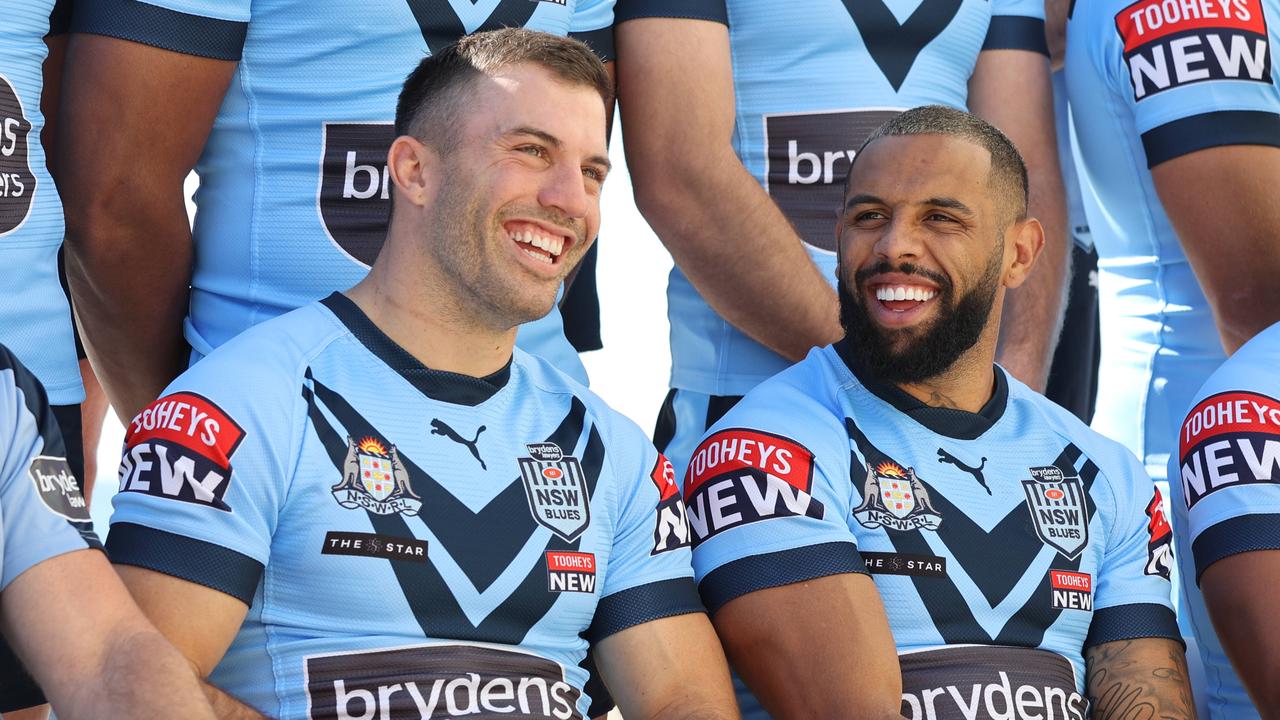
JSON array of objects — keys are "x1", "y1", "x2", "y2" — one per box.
[
  {"x1": 844, "y1": 105, "x2": 1030, "y2": 221},
  {"x1": 394, "y1": 28, "x2": 611, "y2": 154}
]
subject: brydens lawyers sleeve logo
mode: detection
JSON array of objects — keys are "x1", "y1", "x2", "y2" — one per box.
[
  {"x1": 118, "y1": 393, "x2": 246, "y2": 511},
  {"x1": 1179, "y1": 390, "x2": 1280, "y2": 507},
  {"x1": 684, "y1": 428, "x2": 823, "y2": 545},
  {"x1": 853, "y1": 460, "x2": 942, "y2": 532},
  {"x1": 333, "y1": 436, "x2": 422, "y2": 516},
  {"x1": 520, "y1": 442, "x2": 591, "y2": 542},
  {"x1": 28, "y1": 456, "x2": 90, "y2": 522},
  {"x1": 1022, "y1": 466, "x2": 1090, "y2": 561},
  {"x1": 1116, "y1": 0, "x2": 1270, "y2": 100},
  {"x1": 650, "y1": 453, "x2": 691, "y2": 554}
]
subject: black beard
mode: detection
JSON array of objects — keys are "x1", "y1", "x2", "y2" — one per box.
[{"x1": 839, "y1": 253, "x2": 1001, "y2": 385}]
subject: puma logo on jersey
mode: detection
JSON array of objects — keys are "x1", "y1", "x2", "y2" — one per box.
[
  {"x1": 937, "y1": 448, "x2": 991, "y2": 495},
  {"x1": 431, "y1": 419, "x2": 487, "y2": 470}
]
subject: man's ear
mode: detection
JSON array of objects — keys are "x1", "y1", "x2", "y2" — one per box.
[
  {"x1": 387, "y1": 135, "x2": 440, "y2": 208},
  {"x1": 1003, "y1": 217, "x2": 1045, "y2": 289}
]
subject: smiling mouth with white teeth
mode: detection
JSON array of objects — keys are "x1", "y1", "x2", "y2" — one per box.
[
  {"x1": 508, "y1": 222, "x2": 568, "y2": 266},
  {"x1": 874, "y1": 286, "x2": 937, "y2": 303}
]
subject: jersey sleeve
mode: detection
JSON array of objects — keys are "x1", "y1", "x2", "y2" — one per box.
[
  {"x1": 105, "y1": 355, "x2": 300, "y2": 606},
  {"x1": 685, "y1": 396, "x2": 865, "y2": 614},
  {"x1": 614, "y1": 0, "x2": 727, "y2": 26},
  {"x1": 0, "y1": 347, "x2": 97, "y2": 592},
  {"x1": 586, "y1": 421, "x2": 703, "y2": 643},
  {"x1": 1175, "y1": 389, "x2": 1280, "y2": 582},
  {"x1": 71, "y1": 0, "x2": 250, "y2": 61},
  {"x1": 986, "y1": 0, "x2": 1048, "y2": 54},
  {"x1": 1105, "y1": 0, "x2": 1280, "y2": 166},
  {"x1": 1085, "y1": 453, "x2": 1180, "y2": 648},
  {"x1": 568, "y1": 0, "x2": 616, "y2": 61}
]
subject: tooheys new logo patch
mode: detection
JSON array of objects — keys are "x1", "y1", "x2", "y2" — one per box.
[
  {"x1": 1145, "y1": 487, "x2": 1174, "y2": 579},
  {"x1": 649, "y1": 453, "x2": 691, "y2": 554},
  {"x1": 305, "y1": 643, "x2": 584, "y2": 719},
  {"x1": 853, "y1": 460, "x2": 942, "y2": 532},
  {"x1": 1116, "y1": 0, "x2": 1271, "y2": 100},
  {"x1": 683, "y1": 428, "x2": 822, "y2": 545},
  {"x1": 0, "y1": 73, "x2": 37, "y2": 235},
  {"x1": 1179, "y1": 390, "x2": 1280, "y2": 507},
  {"x1": 520, "y1": 442, "x2": 590, "y2": 542},
  {"x1": 763, "y1": 108, "x2": 901, "y2": 253},
  {"x1": 118, "y1": 393, "x2": 246, "y2": 511},
  {"x1": 317, "y1": 122, "x2": 394, "y2": 267},
  {"x1": 1022, "y1": 465, "x2": 1090, "y2": 560}
]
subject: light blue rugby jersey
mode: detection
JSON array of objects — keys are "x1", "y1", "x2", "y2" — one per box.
[
  {"x1": 0, "y1": 0, "x2": 82, "y2": 405},
  {"x1": 1170, "y1": 321, "x2": 1280, "y2": 718},
  {"x1": 0, "y1": 344, "x2": 98, "y2": 592},
  {"x1": 105, "y1": 293, "x2": 699, "y2": 720},
  {"x1": 685, "y1": 343, "x2": 1178, "y2": 718},
  {"x1": 1066, "y1": 0, "x2": 1280, "y2": 482},
  {"x1": 71, "y1": 0, "x2": 616, "y2": 385},
  {"x1": 616, "y1": 0, "x2": 1048, "y2": 397}
]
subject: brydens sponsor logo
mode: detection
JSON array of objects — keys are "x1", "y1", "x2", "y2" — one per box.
[
  {"x1": 1179, "y1": 390, "x2": 1280, "y2": 507},
  {"x1": 684, "y1": 429, "x2": 822, "y2": 544},
  {"x1": 900, "y1": 645, "x2": 1086, "y2": 720},
  {"x1": 305, "y1": 643, "x2": 583, "y2": 719}
]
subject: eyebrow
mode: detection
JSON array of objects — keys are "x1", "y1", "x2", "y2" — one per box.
[
  {"x1": 843, "y1": 193, "x2": 975, "y2": 217},
  {"x1": 844, "y1": 193, "x2": 883, "y2": 210},
  {"x1": 508, "y1": 125, "x2": 612, "y2": 171}
]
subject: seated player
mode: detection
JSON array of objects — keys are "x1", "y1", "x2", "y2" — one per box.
[
  {"x1": 1173, "y1": 320, "x2": 1280, "y2": 715},
  {"x1": 683, "y1": 106, "x2": 1192, "y2": 719},
  {"x1": 104, "y1": 29, "x2": 735, "y2": 720},
  {"x1": 0, "y1": 345, "x2": 217, "y2": 719}
]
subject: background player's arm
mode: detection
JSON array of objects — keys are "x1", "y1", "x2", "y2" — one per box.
[
  {"x1": 1151, "y1": 146, "x2": 1280, "y2": 353},
  {"x1": 57, "y1": 34, "x2": 235, "y2": 420},
  {"x1": 593, "y1": 612, "x2": 736, "y2": 719},
  {"x1": 1084, "y1": 638, "x2": 1194, "y2": 719},
  {"x1": 970, "y1": 47, "x2": 1068, "y2": 391},
  {"x1": 615, "y1": 17, "x2": 842, "y2": 362},
  {"x1": 1199, "y1": 551, "x2": 1280, "y2": 714},
  {"x1": 1, "y1": 550, "x2": 218, "y2": 720},
  {"x1": 713, "y1": 574, "x2": 903, "y2": 719},
  {"x1": 115, "y1": 565, "x2": 266, "y2": 719}
]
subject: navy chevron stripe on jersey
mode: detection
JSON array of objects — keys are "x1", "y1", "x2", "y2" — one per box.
[
  {"x1": 840, "y1": 0, "x2": 965, "y2": 91},
  {"x1": 402, "y1": 0, "x2": 539, "y2": 55}
]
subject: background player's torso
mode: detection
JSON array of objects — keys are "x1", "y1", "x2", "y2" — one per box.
[
  {"x1": 0, "y1": 0, "x2": 82, "y2": 405},
  {"x1": 668, "y1": 0, "x2": 1036, "y2": 396}
]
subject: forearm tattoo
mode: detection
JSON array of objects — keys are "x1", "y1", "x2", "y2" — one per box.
[{"x1": 1086, "y1": 640, "x2": 1195, "y2": 720}]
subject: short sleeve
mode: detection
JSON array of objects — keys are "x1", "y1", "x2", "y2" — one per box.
[
  {"x1": 70, "y1": 0, "x2": 250, "y2": 61},
  {"x1": 614, "y1": 0, "x2": 728, "y2": 26},
  {"x1": 0, "y1": 349, "x2": 97, "y2": 591},
  {"x1": 106, "y1": 360, "x2": 300, "y2": 606},
  {"x1": 1085, "y1": 454, "x2": 1180, "y2": 648},
  {"x1": 1175, "y1": 390, "x2": 1280, "y2": 582},
  {"x1": 568, "y1": 0, "x2": 616, "y2": 61},
  {"x1": 1105, "y1": 0, "x2": 1280, "y2": 165},
  {"x1": 685, "y1": 401, "x2": 865, "y2": 614},
  {"x1": 986, "y1": 0, "x2": 1048, "y2": 54},
  {"x1": 586, "y1": 428, "x2": 703, "y2": 643}
]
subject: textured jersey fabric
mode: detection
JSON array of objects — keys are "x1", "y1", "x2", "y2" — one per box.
[
  {"x1": 616, "y1": 0, "x2": 1047, "y2": 397},
  {"x1": 106, "y1": 294, "x2": 699, "y2": 719},
  {"x1": 686, "y1": 344, "x2": 1178, "y2": 717},
  {"x1": 1066, "y1": 0, "x2": 1280, "y2": 481},
  {"x1": 72, "y1": 0, "x2": 617, "y2": 385},
  {"x1": 0, "y1": 0, "x2": 82, "y2": 405},
  {"x1": 1171, "y1": 321, "x2": 1280, "y2": 718}
]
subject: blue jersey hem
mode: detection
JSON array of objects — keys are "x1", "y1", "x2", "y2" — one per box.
[
  {"x1": 586, "y1": 577, "x2": 704, "y2": 643},
  {"x1": 71, "y1": 0, "x2": 248, "y2": 61},
  {"x1": 983, "y1": 16, "x2": 1049, "y2": 55},
  {"x1": 699, "y1": 542, "x2": 866, "y2": 614},
  {"x1": 106, "y1": 522, "x2": 263, "y2": 604},
  {"x1": 1141, "y1": 111, "x2": 1280, "y2": 168},
  {"x1": 1192, "y1": 513, "x2": 1280, "y2": 583},
  {"x1": 1085, "y1": 603, "x2": 1182, "y2": 648},
  {"x1": 616, "y1": 0, "x2": 728, "y2": 25}
]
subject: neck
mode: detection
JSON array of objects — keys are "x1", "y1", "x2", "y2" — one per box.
[
  {"x1": 345, "y1": 238, "x2": 515, "y2": 378},
  {"x1": 893, "y1": 323, "x2": 1002, "y2": 412}
]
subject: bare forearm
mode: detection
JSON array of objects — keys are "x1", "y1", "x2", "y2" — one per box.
[
  {"x1": 633, "y1": 152, "x2": 841, "y2": 361},
  {"x1": 69, "y1": 629, "x2": 218, "y2": 720},
  {"x1": 1086, "y1": 639, "x2": 1195, "y2": 720}
]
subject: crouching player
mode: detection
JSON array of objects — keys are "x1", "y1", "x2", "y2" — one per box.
[
  {"x1": 105, "y1": 30, "x2": 735, "y2": 720},
  {"x1": 683, "y1": 106, "x2": 1193, "y2": 719}
]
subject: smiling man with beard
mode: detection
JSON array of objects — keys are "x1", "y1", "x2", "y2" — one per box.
[{"x1": 680, "y1": 105, "x2": 1193, "y2": 719}]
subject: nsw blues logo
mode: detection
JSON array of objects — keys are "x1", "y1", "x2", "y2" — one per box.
[
  {"x1": 519, "y1": 442, "x2": 591, "y2": 542},
  {"x1": 1022, "y1": 466, "x2": 1090, "y2": 560},
  {"x1": 333, "y1": 436, "x2": 423, "y2": 516},
  {"x1": 854, "y1": 461, "x2": 942, "y2": 532}
]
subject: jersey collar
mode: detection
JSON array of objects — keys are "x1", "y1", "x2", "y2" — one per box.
[
  {"x1": 834, "y1": 340, "x2": 1008, "y2": 440},
  {"x1": 321, "y1": 292, "x2": 512, "y2": 406}
]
